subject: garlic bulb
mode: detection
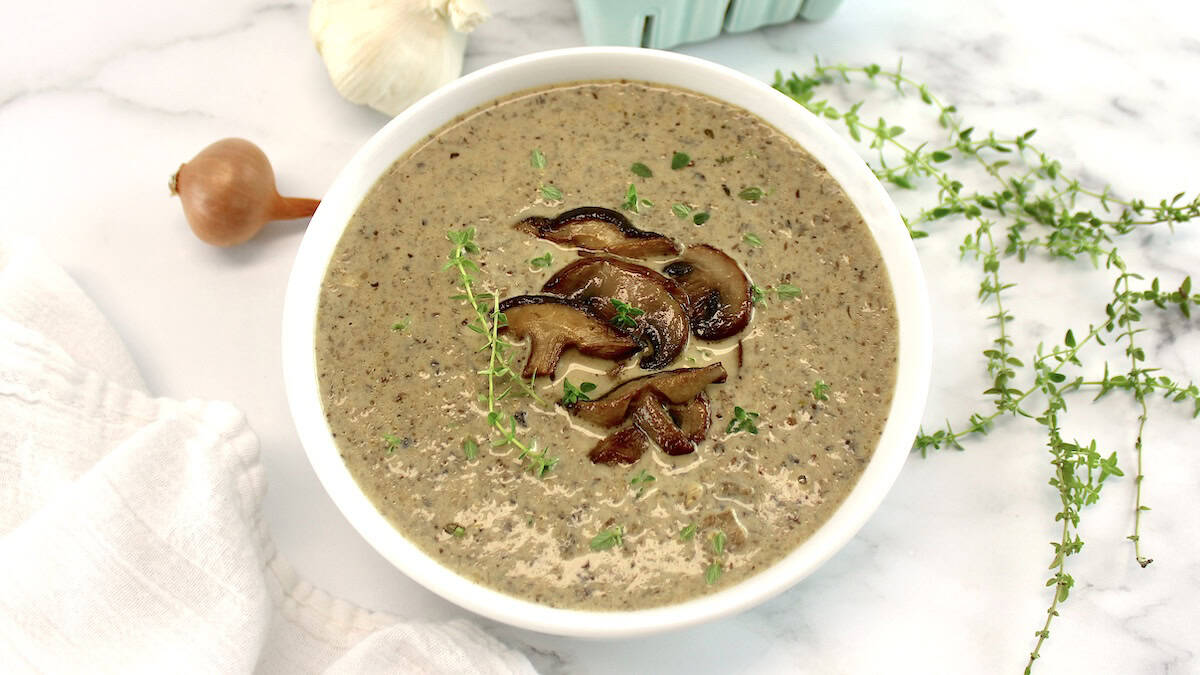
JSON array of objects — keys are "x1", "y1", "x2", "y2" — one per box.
[{"x1": 310, "y1": 0, "x2": 491, "y2": 116}]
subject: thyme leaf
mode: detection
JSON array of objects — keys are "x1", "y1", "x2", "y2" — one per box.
[
  {"x1": 622, "y1": 183, "x2": 639, "y2": 213},
  {"x1": 725, "y1": 406, "x2": 760, "y2": 435},
  {"x1": 590, "y1": 526, "x2": 624, "y2": 551},
  {"x1": 711, "y1": 530, "x2": 727, "y2": 556},
  {"x1": 705, "y1": 561, "x2": 723, "y2": 585},
  {"x1": 777, "y1": 283, "x2": 803, "y2": 299},
  {"x1": 738, "y1": 186, "x2": 764, "y2": 201}
]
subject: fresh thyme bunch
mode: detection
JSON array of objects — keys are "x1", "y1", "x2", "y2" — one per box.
[{"x1": 772, "y1": 58, "x2": 1198, "y2": 672}]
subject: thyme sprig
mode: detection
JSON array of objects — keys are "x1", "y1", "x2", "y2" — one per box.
[
  {"x1": 622, "y1": 184, "x2": 653, "y2": 213},
  {"x1": 561, "y1": 378, "x2": 596, "y2": 405},
  {"x1": 382, "y1": 434, "x2": 403, "y2": 454},
  {"x1": 725, "y1": 406, "x2": 760, "y2": 435},
  {"x1": 773, "y1": 59, "x2": 1198, "y2": 671},
  {"x1": 630, "y1": 469, "x2": 656, "y2": 498},
  {"x1": 445, "y1": 228, "x2": 542, "y2": 405},
  {"x1": 446, "y1": 228, "x2": 556, "y2": 478},
  {"x1": 609, "y1": 298, "x2": 645, "y2": 328},
  {"x1": 751, "y1": 283, "x2": 803, "y2": 305}
]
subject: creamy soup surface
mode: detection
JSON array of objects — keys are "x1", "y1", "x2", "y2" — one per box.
[{"x1": 315, "y1": 80, "x2": 898, "y2": 610}]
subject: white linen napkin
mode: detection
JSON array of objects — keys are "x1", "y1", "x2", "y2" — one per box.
[{"x1": 0, "y1": 237, "x2": 536, "y2": 674}]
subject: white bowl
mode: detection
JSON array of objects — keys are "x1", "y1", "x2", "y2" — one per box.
[{"x1": 282, "y1": 47, "x2": 931, "y2": 638}]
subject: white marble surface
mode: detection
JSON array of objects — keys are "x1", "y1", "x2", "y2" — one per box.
[{"x1": 3, "y1": 0, "x2": 1199, "y2": 672}]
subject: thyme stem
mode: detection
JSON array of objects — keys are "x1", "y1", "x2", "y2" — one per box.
[
  {"x1": 1130, "y1": 398, "x2": 1151, "y2": 568},
  {"x1": 1114, "y1": 266, "x2": 1153, "y2": 567},
  {"x1": 487, "y1": 293, "x2": 500, "y2": 413},
  {"x1": 445, "y1": 228, "x2": 556, "y2": 477},
  {"x1": 445, "y1": 229, "x2": 544, "y2": 405},
  {"x1": 1026, "y1": 472, "x2": 1070, "y2": 673}
]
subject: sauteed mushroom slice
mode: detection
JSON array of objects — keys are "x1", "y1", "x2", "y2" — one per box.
[
  {"x1": 569, "y1": 363, "x2": 727, "y2": 428},
  {"x1": 543, "y1": 257, "x2": 690, "y2": 370},
  {"x1": 631, "y1": 391, "x2": 696, "y2": 456},
  {"x1": 498, "y1": 295, "x2": 640, "y2": 378},
  {"x1": 668, "y1": 393, "x2": 711, "y2": 443},
  {"x1": 662, "y1": 244, "x2": 753, "y2": 340},
  {"x1": 517, "y1": 206, "x2": 680, "y2": 258},
  {"x1": 587, "y1": 426, "x2": 649, "y2": 465}
]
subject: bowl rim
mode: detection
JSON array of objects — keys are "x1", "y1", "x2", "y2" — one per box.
[{"x1": 282, "y1": 46, "x2": 931, "y2": 638}]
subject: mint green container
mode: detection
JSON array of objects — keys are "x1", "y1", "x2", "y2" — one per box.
[{"x1": 574, "y1": 0, "x2": 843, "y2": 50}]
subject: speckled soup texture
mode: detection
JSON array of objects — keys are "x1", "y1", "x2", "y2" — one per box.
[{"x1": 315, "y1": 81, "x2": 897, "y2": 610}]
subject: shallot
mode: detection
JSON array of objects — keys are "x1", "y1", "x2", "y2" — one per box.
[{"x1": 169, "y1": 138, "x2": 319, "y2": 246}]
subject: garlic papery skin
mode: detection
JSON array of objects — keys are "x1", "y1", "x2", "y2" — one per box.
[
  {"x1": 310, "y1": 0, "x2": 491, "y2": 117},
  {"x1": 431, "y1": 0, "x2": 489, "y2": 32}
]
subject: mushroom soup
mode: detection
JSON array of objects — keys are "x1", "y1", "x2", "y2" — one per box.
[{"x1": 315, "y1": 80, "x2": 898, "y2": 609}]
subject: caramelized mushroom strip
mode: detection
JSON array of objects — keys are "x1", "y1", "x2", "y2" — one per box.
[
  {"x1": 631, "y1": 391, "x2": 696, "y2": 456},
  {"x1": 668, "y1": 393, "x2": 710, "y2": 442},
  {"x1": 569, "y1": 363, "x2": 727, "y2": 428},
  {"x1": 662, "y1": 244, "x2": 753, "y2": 340},
  {"x1": 588, "y1": 426, "x2": 649, "y2": 465},
  {"x1": 498, "y1": 295, "x2": 640, "y2": 378},
  {"x1": 516, "y1": 206, "x2": 680, "y2": 258},
  {"x1": 543, "y1": 257, "x2": 690, "y2": 370}
]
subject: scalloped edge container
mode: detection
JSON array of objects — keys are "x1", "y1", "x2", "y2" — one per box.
[
  {"x1": 574, "y1": 0, "x2": 844, "y2": 50},
  {"x1": 282, "y1": 47, "x2": 930, "y2": 638}
]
